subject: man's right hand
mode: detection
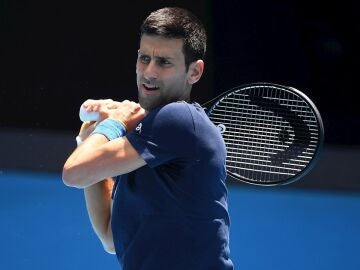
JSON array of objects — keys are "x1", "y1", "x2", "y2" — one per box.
[{"x1": 80, "y1": 99, "x2": 146, "y2": 132}]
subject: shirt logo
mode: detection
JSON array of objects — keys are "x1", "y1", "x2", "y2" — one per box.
[
  {"x1": 135, "y1": 123, "x2": 142, "y2": 134},
  {"x1": 217, "y1": 124, "x2": 226, "y2": 134}
]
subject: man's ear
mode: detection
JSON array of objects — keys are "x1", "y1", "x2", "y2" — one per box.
[{"x1": 187, "y1": 60, "x2": 204, "y2": 85}]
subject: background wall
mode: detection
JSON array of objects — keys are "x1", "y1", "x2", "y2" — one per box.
[{"x1": 1, "y1": 0, "x2": 359, "y2": 190}]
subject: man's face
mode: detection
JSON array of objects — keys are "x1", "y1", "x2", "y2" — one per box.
[{"x1": 136, "y1": 34, "x2": 192, "y2": 111}]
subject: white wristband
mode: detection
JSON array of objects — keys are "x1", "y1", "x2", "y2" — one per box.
[
  {"x1": 76, "y1": 136, "x2": 83, "y2": 146},
  {"x1": 79, "y1": 106, "x2": 100, "y2": 122}
]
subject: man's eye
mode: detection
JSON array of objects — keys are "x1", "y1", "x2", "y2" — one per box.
[
  {"x1": 158, "y1": 59, "x2": 171, "y2": 66},
  {"x1": 139, "y1": 55, "x2": 150, "y2": 64}
]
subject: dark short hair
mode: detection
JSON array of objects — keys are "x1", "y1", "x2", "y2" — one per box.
[{"x1": 140, "y1": 7, "x2": 207, "y2": 68}]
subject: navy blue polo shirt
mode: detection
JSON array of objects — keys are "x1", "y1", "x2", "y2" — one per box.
[{"x1": 111, "y1": 102, "x2": 233, "y2": 269}]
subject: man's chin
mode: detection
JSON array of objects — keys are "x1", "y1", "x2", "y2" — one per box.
[{"x1": 139, "y1": 98, "x2": 158, "y2": 112}]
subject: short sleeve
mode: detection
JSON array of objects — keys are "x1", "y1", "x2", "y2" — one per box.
[{"x1": 125, "y1": 102, "x2": 197, "y2": 168}]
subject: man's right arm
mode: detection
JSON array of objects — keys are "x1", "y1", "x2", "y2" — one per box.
[{"x1": 62, "y1": 100, "x2": 146, "y2": 253}]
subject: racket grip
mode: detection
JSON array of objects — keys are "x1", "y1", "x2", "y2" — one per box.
[{"x1": 79, "y1": 106, "x2": 101, "y2": 122}]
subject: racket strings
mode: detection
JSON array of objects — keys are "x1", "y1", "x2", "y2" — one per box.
[
  {"x1": 208, "y1": 85, "x2": 321, "y2": 184},
  {"x1": 211, "y1": 117, "x2": 318, "y2": 141}
]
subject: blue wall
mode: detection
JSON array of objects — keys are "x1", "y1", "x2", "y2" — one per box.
[{"x1": 1, "y1": 171, "x2": 359, "y2": 269}]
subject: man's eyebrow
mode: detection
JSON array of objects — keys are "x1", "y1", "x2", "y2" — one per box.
[
  {"x1": 137, "y1": 50, "x2": 174, "y2": 60},
  {"x1": 155, "y1": 55, "x2": 174, "y2": 61}
]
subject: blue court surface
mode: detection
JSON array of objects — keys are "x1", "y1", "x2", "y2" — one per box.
[{"x1": 1, "y1": 170, "x2": 360, "y2": 270}]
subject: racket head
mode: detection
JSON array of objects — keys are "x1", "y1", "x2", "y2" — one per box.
[{"x1": 206, "y1": 82, "x2": 324, "y2": 186}]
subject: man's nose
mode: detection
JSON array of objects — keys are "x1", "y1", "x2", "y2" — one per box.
[{"x1": 143, "y1": 60, "x2": 158, "y2": 80}]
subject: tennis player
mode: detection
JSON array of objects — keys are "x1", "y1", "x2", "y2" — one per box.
[{"x1": 62, "y1": 7, "x2": 233, "y2": 269}]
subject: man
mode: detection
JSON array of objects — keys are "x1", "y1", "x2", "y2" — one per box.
[{"x1": 63, "y1": 7, "x2": 233, "y2": 269}]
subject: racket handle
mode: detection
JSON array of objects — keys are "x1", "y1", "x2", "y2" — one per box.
[{"x1": 79, "y1": 106, "x2": 101, "y2": 122}]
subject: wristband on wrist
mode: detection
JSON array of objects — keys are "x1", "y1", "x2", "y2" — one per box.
[
  {"x1": 76, "y1": 136, "x2": 83, "y2": 146},
  {"x1": 91, "y1": 118, "x2": 127, "y2": 141}
]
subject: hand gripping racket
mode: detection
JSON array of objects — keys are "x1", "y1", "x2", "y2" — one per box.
[
  {"x1": 79, "y1": 82, "x2": 324, "y2": 186},
  {"x1": 203, "y1": 82, "x2": 324, "y2": 186}
]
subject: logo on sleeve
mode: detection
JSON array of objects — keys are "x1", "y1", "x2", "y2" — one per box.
[{"x1": 135, "y1": 123, "x2": 142, "y2": 134}]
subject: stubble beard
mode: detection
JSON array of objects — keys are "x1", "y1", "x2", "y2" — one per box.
[{"x1": 137, "y1": 88, "x2": 162, "y2": 111}]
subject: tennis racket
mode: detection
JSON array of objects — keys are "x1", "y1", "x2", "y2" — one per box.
[{"x1": 203, "y1": 82, "x2": 324, "y2": 186}]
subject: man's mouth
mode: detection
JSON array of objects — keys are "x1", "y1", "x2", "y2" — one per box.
[{"x1": 143, "y1": 84, "x2": 160, "y2": 92}]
